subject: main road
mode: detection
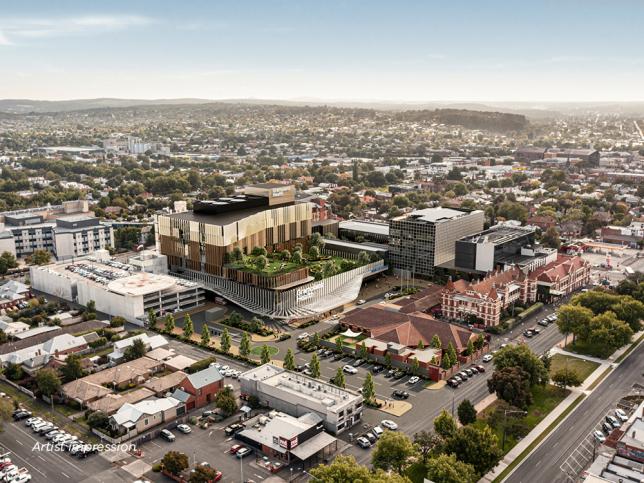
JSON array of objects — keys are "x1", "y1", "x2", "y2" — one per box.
[{"x1": 505, "y1": 341, "x2": 644, "y2": 483}]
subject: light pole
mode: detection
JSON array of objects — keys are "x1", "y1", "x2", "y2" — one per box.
[
  {"x1": 502, "y1": 409, "x2": 527, "y2": 450},
  {"x1": 240, "y1": 452, "x2": 243, "y2": 483}
]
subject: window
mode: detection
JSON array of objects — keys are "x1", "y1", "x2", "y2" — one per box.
[{"x1": 144, "y1": 418, "x2": 149, "y2": 426}]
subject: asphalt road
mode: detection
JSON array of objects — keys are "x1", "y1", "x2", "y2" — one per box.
[{"x1": 505, "y1": 341, "x2": 644, "y2": 483}]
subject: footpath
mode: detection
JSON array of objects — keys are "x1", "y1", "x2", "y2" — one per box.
[{"x1": 480, "y1": 330, "x2": 644, "y2": 483}]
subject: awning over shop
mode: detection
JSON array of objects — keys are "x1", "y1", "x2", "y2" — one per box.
[
  {"x1": 340, "y1": 329, "x2": 363, "y2": 338},
  {"x1": 290, "y1": 431, "x2": 337, "y2": 461}
]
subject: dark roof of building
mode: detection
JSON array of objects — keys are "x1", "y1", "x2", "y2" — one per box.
[
  {"x1": 168, "y1": 204, "x2": 272, "y2": 226},
  {"x1": 248, "y1": 183, "x2": 291, "y2": 189},
  {"x1": 390, "y1": 284, "x2": 443, "y2": 314},
  {"x1": 458, "y1": 225, "x2": 535, "y2": 245}
]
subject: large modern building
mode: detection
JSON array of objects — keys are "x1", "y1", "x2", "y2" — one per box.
[
  {"x1": 0, "y1": 200, "x2": 113, "y2": 260},
  {"x1": 454, "y1": 223, "x2": 557, "y2": 274},
  {"x1": 389, "y1": 207, "x2": 485, "y2": 278},
  {"x1": 157, "y1": 184, "x2": 386, "y2": 319},
  {"x1": 30, "y1": 252, "x2": 205, "y2": 325},
  {"x1": 239, "y1": 364, "x2": 363, "y2": 435}
]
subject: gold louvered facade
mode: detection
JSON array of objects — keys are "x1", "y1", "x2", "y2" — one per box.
[{"x1": 158, "y1": 202, "x2": 313, "y2": 275}]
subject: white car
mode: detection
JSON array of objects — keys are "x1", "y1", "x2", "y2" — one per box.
[
  {"x1": 357, "y1": 299, "x2": 366, "y2": 305},
  {"x1": 0, "y1": 466, "x2": 17, "y2": 481},
  {"x1": 11, "y1": 474, "x2": 32, "y2": 483},
  {"x1": 593, "y1": 431, "x2": 606, "y2": 443},
  {"x1": 24, "y1": 417, "x2": 41, "y2": 427},
  {"x1": 297, "y1": 333, "x2": 310, "y2": 340},
  {"x1": 615, "y1": 409, "x2": 628, "y2": 422},
  {"x1": 408, "y1": 376, "x2": 420, "y2": 385},
  {"x1": 176, "y1": 424, "x2": 192, "y2": 434},
  {"x1": 381, "y1": 420, "x2": 398, "y2": 431},
  {"x1": 371, "y1": 425, "x2": 384, "y2": 438},
  {"x1": 482, "y1": 354, "x2": 493, "y2": 363},
  {"x1": 342, "y1": 365, "x2": 358, "y2": 374}
]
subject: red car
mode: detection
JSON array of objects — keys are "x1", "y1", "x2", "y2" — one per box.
[
  {"x1": 475, "y1": 365, "x2": 485, "y2": 372},
  {"x1": 229, "y1": 444, "x2": 244, "y2": 454}
]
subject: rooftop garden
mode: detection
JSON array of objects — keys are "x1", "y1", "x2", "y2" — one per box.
[{"x1": 224, "y1": 233, "x2": 380, "y2": 280}]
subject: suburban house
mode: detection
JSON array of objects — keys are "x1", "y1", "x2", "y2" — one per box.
[
  {"x1": 109, "y1": 396, "x2": 185, "y2": 437},
  {"x1": 172, "y1": 366, "x2": 223, "y2": 411},
  {"x1": 108, "y1": 333, "x2": 169, "y2": 362},
  {"x1": 0, "y1": 317, "x2": 30, "y2": 337},
  {"x1": 143, "y1": 371, "x2": 187, "y2": 397},
  {"x1": 0, "y1": 333, "x2": 89, "y2": 373},
  {"x1": 87, "y1": 388, "x2": 155, "y2": 415}
]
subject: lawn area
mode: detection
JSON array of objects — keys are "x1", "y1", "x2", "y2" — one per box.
[
  {"x1": 477, "y1": 385, "x2": 569, "y2": 455},
  {"x1": 566, "y1": 339, "x2": 615, "y2": 359},
  {"x1": 549, "y1": 353, "x2": 599, "y2": 382},
  {"x1": 250, "y1": 345, "x2": 279, "y2": 357},
  {"x1": 228, "y1": 252, "x2": 366, "y2": 278}
]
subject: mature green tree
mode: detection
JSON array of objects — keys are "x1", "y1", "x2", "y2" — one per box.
[
  {"x1": 474, "y1": 333, "x2": 485, "y2": 350},
  {"x1": 189, "y1": 465, "x2": 220, "y2": 483},
  {"x1": 0, "y1": 251, "x2": 17, "y2": 269},
  {"x1": 384, "y1": 353, "x2": 392, "y2": 368},
  {"x1": 446, "y1": 342, "x2": 458, "y2": 367},
  {"x1": 443, "y1": 425, "x2": 503, "y2": 476},
  {"x1": 239, "y1": 331, "x2": 251, "y2": 357},
  {"x1": 161, "y1": 451, "x2": 189, "y2": 476},
  {"x1": 552, "y1": 369, "x2": 582, "y2": 393},
  {"x1": 611, "y1": 297, "x2": 644, "y2": 332},
  {"x1": 35, "y1": 368, "x2": 61, "y2": 397},
  {"x1": 220, "y1": 328, "x2": 231, "y2": 353},
  {"x1": 260, "y1": 344, "x2": 272, "y2": 364},
  {"x1": 413, "y1": 430, "x2": 441, "y2": 465},
  {"x1": 572, "y1": 290, "x2": 622, "y2": 315},
  {"x1": 182, "y1": 314, "x2": 194, "y2": 339},
  {"x1": 332, "y1": 367, "x2": 346, "y2": 388},
  {"x1": 60, "y1": 354, "x2": 85, "y2": 382},
  {"x1": 425, "y1": 453, "x2": 477, "y2": 483},
  {"x1": 362, "y1": 372, "x2": 375, "y2": 403},
  {"x1": 541, "y1": 226, "x2": 561, "y2": 249},
  {"x1": 358, "y1": 341, "x2": 369, "y2": 359},
  {"x1": 310, "y1": 455, "x2": 408, "y2": 483},
  {"x1": 417, "y1": 339, "x2": 425, "y2": 350},
  {"x1": 310, "y1": 353, "x2": 321, "y2": 378},
  {"x1": 311, "y1": 332, "x2": 321, "y2": 348},
  {"x1": 457, "y1": 399, "x2": 477, "y2": 425},
  {"x1": 465, "y1": 340, "x2": 475, "y2": 356},
  {"x1": 587, "y1": 311, "x2": 633, "y2": 351},
  {"x1": 164, "y1": 314, "x2": 175, "y2": 333},
  {"x1": 309, "y1": 245, "x2": 320, "y2": 259},
  {"x1": 283, "y1": 348, "x2": 295, "y2": 370},
  {"x1": 215, "y1": 386, "x2": 237, "y2": 416},
  {"x1": 110, "y1": 316, "x2": 126, "y2": 328},
  {"x1": 410, "y1": 358, "x2": 420, "y2": 375},
  {"x1": 441, "y1": 354, "x2": 452, "y2": 370},
  {"x1": 493, "y1": 344, "x2": 548, "y2": 386},
  {"x1": 200, "y1": 324, "x2": 210, "y2": 346},
  {"x1": 124, "y1": 338, "x2": 147, "y2": 361},
  {"x1": 557, "y1": 304, "x2": 593, "y2": 343},
  {"x1": 487, "y1": 367, "x2": 533, "y2": 409},
  {"x1": 31, "y1": 249, "x2": 51, "y2": 265},
  {"x1": 255, "y1": 255, "x2": 268, "y2": 271},
  {"x1": 433, "y1": 410, "x2": 457, "y2": 439},
  {"x1": 371, "y1": 430, "x2": 415, "y2": 475}
]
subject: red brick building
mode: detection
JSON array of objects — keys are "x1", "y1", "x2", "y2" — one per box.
[{"x1": 174, "y1": 366, "x2": 223, "y2": 411}]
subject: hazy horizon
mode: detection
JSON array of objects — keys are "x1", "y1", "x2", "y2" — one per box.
[{"x1": 1, "y1": 1, "x2": 643, "y2": 102}]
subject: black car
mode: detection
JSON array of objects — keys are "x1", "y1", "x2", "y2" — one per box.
[
  {"x1": 385, "y1": 369, "x2": 396, "y2": 378},
  {"x1": 393, "y1": 370, "x2": 406, "y2": 379},
  {"x1": 447, "y1": 378, "x2": 460, "y2": 388},
  {"x1": 523, "y1": 330, "x2": 533, "y2": 338},
  {"x1": 323, "y1": 350, "x2": 334, "y2": 358},
  {"x1": 295, "y1": 365, "x2": 306, "y2": 372},
  {"x1": 392, "y1": 389, "x2": 409, "y2": 399},
  {"x1": 333, "y1": 353, "x2": 344, "y2": 361},
  {"x1": 601, "y1": 422, "x2": 613, "y2": 434},
  {"x1": 12, "y1": 411, "x2": 32, "y2": 421},
  {"x1": 372, "y1": 365, "x2": 384, "y2": 374},
  {"x1": 363, "y1": 432, "x2": 377, "y2": 444},
  {"x1": 224, "y1": 423, "x2": 246, "y2": 436}
]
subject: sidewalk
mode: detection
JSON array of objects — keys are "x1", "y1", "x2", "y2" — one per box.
[{"x1": 481, "y1": 332, "x2": 643, "y2": 482}]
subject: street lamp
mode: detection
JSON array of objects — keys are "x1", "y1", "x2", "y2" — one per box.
[{"x1": 502, "y1": 409, "x2": 527, "y2": 450}]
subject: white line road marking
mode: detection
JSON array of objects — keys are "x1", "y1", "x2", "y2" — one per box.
[
  {"x1": 12, "y1": 424, "x2": 85, "y2": 473},
  {"x1": 61, "y1": 472, "x2": 71, "y2": 479},
  {"x1": 37, "y1": 455, "x2": 46, "y2": 461},
  {"x1": 15, "y1": 440, "x2": 23, "y2": 446},
  {"x1": 1, "y1": 443, "x2": 47, "y2": 478}
]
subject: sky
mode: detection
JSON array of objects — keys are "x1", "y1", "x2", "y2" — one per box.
[{"x1": 1, "y1": 0, "x2": 643, "y2": 102}]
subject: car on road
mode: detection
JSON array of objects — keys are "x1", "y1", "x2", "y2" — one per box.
[
  {"x1": 357, "y1": 299, "x2": 366, "y2": 305},
  {"x1": 297, "y1": 333, "x2": 310, "y2": 340},
  {"x1": 160, "y1": 429, "x2": 176, "y2": 442},
  {"x1": 24, "y1": 417, "x2": 41, "y2": 427},
  {"x1": 523, "y1": 329, "x2": 533, "y2": 338},
  {"x1": 236, "y1": 447, "x2": 252, "y2": 459},
  {"x1": 538, "y1": 319, "x2": 549, "y2": 327},
  {"x1": 458, "y1": 371, "x2": 469, "y2": 380},
  {"x1": 601, "y1": 422, "x2": 613, "y2": 434},
  {"x1": 381, "y1": 420, "x2": 398, "y2": 430},
  {"x1": 447, "y1": 378, "x2": 460, "y2": 388},
  {"x1": 483, "y1": 354, "x2": 493, "y2": 362},
  {"x1": 475, "y1": 364, "x2": 485, "y2": 372},
  {"x1": 531, "y1": 327, "x2": 540, "y2": 335},
  {"x1": 224, "y1": 423, "x2": 245, "y2": 436},
  {"x1": 464, "y1": 369, "x2": 474, "y2": 377},
  {"x1": 593, "y1": 430, "x2": 606, "y2": 443},
  {"x1": 392, "y1": 389, "x2": 409, "y2": 399},
  {"x1": 453, "y1": 375, "x2": 463, "y2": 384},
  {"x1": 353, "y1": 359, "x2": 365, "y2": 367},
  {"x1": 176, "y1": 424, "x2": 192, "y2": 434},
  {"x1": 468, "y1": 366, "x2": 479, "y2": 374},
  {"x1": 333, "y1": 353, "x2": 344, "y2": 361},
  {"x1": 606, "y1": 415, "x2": 620, "y2": 428},
  {"x1": 615, "y1": 409, "x2": 628, "y2": 422},
  {"x1": 407, "y1": 376, "x2": 420, "y2": 384},
  {"x1": 363, "y1": 432, "x2": 377, "y2": 445},
  {"x1": 343, "y1": 365, "x2": 358, "y2": 374},
  {"x1": 12, "y1": 411, "x2": 31, "y2": 421},
  {"x1": 356, "y1": 437, "x2": 371, "y2": 449},
  {"x1": 548, "y1": 314, "x2": 557, "y2": 322}
]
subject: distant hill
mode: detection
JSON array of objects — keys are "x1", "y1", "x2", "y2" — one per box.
[
  {"x1": 395, "y1": 108, "x2": 529, "y2": 132},
  {"x1": 0, "y1": 98, "x2": 212, "y2": 114}
]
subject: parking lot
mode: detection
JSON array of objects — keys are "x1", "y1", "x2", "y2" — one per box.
[{"x1": 559, "y1": 389, "x2": 641, "y2": 481}]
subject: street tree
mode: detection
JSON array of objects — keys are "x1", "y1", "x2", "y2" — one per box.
[
  {"x1": 35, "y1": 368, "x2": 61, "y2": 397},
  {"x1": 443, "y1": 425, "x2": 502, "y2": 476},
  {"x1": 413, "y1": 430, "x2": 441, "y2": 465},
  {"x1": 493, "y1": 344, "x2": 548, "y2": 386},
  {"x1": 433, "y1": 410, "x2": 457, "y2": 439},
  {"x1": 556, "y1": 304, "x2": 593, "y2": 343},
  {"x1": 260, "y1": 344, "x2": 272, "y2": 364},
  {"x1": 487, "y1": 367, "x2": 533, "y2": 409},
  {"x1": 310, "y1": 455, "x2": 408, "y2": 483},
  {"x1": 182, "y1": 314, "x2": 194, "y2": 339},
  {"x1": 425, "y1": 453, "x2": 477, "y2": 483},
  {"x1": 362, "y1": 372, "x2": 375, "y2": 403},
  {"x1": 457, "y1": 399, "x2": 477, "y2": 425},
  {"x1": 332, "y1": 367, "x2": 345, "y2": 388},
  {"x1": 552, "y1": 369, "x2": 582, "y2": 394},
  {"x1": 371, "y1": 430, "x2": 415, "y2": 475},
  {"x1": 283, "y1": 348, "x2": 295, "y2": 370},
  {"x1": 200, "y1": 324, "x2": 210, "y2": 346},
  {"x1": 239, "y1": 331, "x2": 251, "y2": 357},
  {"x1": 61, "y1": 354, "x2": 85, "y2": 382},
  {"x1": 161, "y1": 451, "x2": 189, "y2": 476},
  {"x1": 164, "y1": 314, "x2": 175, "y2": 333},
  {"x1": 220, "y1": 328, "x2": 231, "y2": 353},
  {"x1": 310, "y1": 353, "x2": 320, "y2": 378}
]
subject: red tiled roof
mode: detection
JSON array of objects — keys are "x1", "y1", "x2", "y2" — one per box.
[
  {"x1": 342, "y1": 306, "x2": 474, "y2": 353},
  {"x1": 529, "y1": 254, "x2": 587, "y2": 283},
  {"x1": 444, "y1": 268, "x2": 523, "y2": 299}
]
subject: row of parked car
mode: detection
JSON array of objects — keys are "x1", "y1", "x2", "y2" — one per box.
[
  {"x1": 210, "y1": 362, "x2": 243, "y2": 379},
  {"x1": 593, "y1": 409, "x2": 629, "y2": 443},
  {"x1": 356, "y1": 420, "x2": 399, "y2": 449},
  {"x1": 447, "y1": 364, "x2": 486, "y2": 388},
  {"x1": 538, "y1": 313, "x2": 558, "y2": 327},
  {"x1": 17, "y1": 410, "x2": 98, "y2": 459}
]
